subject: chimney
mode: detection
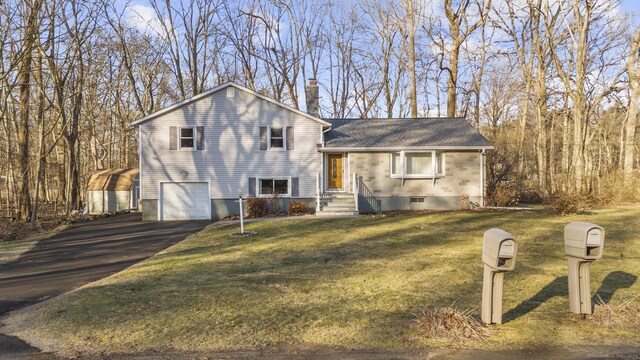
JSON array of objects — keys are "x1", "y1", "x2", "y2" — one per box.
[{"x1": 305, "y1": 78, "x2": 319, "y2": 117}]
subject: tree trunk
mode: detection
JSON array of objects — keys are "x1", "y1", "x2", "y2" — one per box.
[
  {"x1": 16, "y1": 0, "x2": 43, "y2": 221},
  {"x1": 623, "y1": 29, "x2": 640, "y2": 180},
  {"x1": 408, "y1": 20, "x2": 417, "y2": 118},
  {"x1": 31, "y1": 49, "x2": 46, "y2": 224},
  {"x1": 446, "y1": 47, "x2": 459, "y2": 117}
]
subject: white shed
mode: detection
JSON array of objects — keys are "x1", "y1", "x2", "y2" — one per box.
[{"x1": 86, "y1": 168, "x2": 139, "y2": 215}]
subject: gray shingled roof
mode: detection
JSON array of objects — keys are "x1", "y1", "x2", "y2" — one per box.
[{"x1": 323, "y1": 117, "x2": 492, "y2": 148}]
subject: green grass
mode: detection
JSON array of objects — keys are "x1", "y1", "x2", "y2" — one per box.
[
  {"x1": 3, "y1": 208, "x2": 640, "y2": 355},
  {"x1": 0, "y1": 228, "x2": 66, "y2": 265}
]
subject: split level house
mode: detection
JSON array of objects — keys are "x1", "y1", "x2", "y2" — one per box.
[{"x1": 132, "y1": 81, "x2": 493, "y2": 221}]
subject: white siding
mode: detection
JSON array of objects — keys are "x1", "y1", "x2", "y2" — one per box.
[
  {"x1": 87, "y1": 191, "x2": 132, "y2": 214},
  {"x1": 139, "y1": 88, "x2": 323, "y2": 200}
]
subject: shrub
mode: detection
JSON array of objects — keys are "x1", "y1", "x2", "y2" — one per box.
[
  {"x1": 288, "y1": 200, "x2": 309, "y2": 215},
  {"x1": 491, "y1": 182, "x2": 520, "y2": 207},
  {"x1": 596, "y1": 171, "x2": 640, "y2": 205},
  {"x1": 246, "y1": 197, "x2": 267, "y2": 217},
  {"x1": 459, "y1": 195, "x2": 471, "y2": 210},
  {"x1": 551, "y1": 192, "x2": 587, "y2": 216},
  {"x1": 269, "y1": 193, "x2": 283, "y2": 214},
  {"x1": 519, "y1": 188, "x2": 544, "y2": 204}
]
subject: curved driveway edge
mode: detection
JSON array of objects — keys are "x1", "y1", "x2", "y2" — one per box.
[
  {"x1": 0, "y1": 213, "x2": 209, "y2": 316},
  {"x1": 0, "y1": 213, "x2": 209, "y2": 358},
  {"x1": 0, "y1": 213, "x2": 210, "y2": 315}
]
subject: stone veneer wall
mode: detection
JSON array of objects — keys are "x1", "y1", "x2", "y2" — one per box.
[{"x1": 348, "y1": 151, "x2": 482, "y2": 211}]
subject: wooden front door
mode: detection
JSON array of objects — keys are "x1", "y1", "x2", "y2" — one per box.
[{"x1": 327, "y1": 154, "x2": 343, "y2": 190}]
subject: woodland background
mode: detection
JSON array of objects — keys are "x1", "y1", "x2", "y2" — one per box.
[{"x1": 1, "y1": 0, "x2": 639, "y2": 223}]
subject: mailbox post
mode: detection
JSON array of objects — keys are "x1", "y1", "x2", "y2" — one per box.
[
  {"x1": 564, "y1": 222, "x2": 605, "y2": 315},
  {"x1": 482, "y1": 229, "x2": 518, "y2": 325}
]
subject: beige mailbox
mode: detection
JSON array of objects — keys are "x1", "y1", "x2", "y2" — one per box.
[
  {"x1": 482, "y1": 229, "x2": 518, "y2": 325},
  {"x1": 564, "y1": 222, "x2": 605, "y2": 315}
]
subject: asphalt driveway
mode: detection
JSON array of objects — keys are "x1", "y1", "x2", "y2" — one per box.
[{"x1": 0, "y1": 213, "x2": 209, "y2": 315}]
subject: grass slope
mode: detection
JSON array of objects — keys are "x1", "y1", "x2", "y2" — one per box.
[
  {"x1": 3, "y1": 208, "x2": 639, "y2": 354},
  {"x1": 0, "y1": 228, "x2": 67, "y2": 265}
]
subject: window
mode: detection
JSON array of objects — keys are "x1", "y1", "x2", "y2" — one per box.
[
  {"x1": 391, "y1": 151, "x2": 444, "y2": 178},
  {"x1": 270, "y1": 128, "x2": 284, "y2": 148},
  {"x1": 406, "y1": 153, "x2": 431, "y2": 175},
  {"x1": 410, "y1": 196, "x2": 426, "y2": 203},
  {"x1": 258, "y1": 178, "x2": 289, "y2": 196},
  {"x1": 180, "y1": 127, "x2": 195, "y2": 149}
]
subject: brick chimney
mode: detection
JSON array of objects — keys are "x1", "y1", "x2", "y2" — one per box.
[{"x1": 305, "y1": 78, "x2": 319, "y2": 117}]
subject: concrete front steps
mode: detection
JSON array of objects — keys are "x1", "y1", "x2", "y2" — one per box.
[{"x1": 316, "y1": 193, "x2": 359, "y2": 217}]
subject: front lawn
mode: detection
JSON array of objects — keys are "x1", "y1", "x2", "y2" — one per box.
[
  {"x1": 0, "y1": 228, "x2": 67, "y2": 265},
  {"x1": 3, "y1": 208, "x2": 639, "y2": 355}
]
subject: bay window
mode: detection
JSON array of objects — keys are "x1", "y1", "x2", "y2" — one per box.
[{"x1": 390, "y1": 151, "x2": 444, "y2": 178}]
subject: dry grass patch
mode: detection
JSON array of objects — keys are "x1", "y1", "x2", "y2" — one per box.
[
  {"x1": 593, "y1": 295, "x2": 640, "y2": 327},
  {"x1": 412, "y1": 305, "x2": 493, "y2": 342}
]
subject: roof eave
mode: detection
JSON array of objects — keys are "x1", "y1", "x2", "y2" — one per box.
[{"x1": 319, "y1": 145, "x2": 494, "y2": 152}]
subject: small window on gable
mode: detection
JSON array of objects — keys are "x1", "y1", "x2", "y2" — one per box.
[
  {"x1": 270, "y1": 128, "x2": 284, "y2": 148},
  {"x1": 180, "y1": 127, "x2": 194, "y2": 149}
]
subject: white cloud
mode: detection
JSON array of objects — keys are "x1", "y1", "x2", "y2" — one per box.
[{"x1": 126, "y1": 3, "x2": 164, "y2": 35}]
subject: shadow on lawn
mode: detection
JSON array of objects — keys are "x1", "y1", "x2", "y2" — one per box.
[
  {"x1": 503, "y1": 271, "x2": 638, "y2": 323},
  {"x1": 593, "y1": 271, "x2": 637, "y2": 305},
  {"x1": 503, "y1": 275, "x2": 568, "y2": 323}
]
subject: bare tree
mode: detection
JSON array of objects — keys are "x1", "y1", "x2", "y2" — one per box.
[
  {"x1": 623, "y1": 27, "x2": 640, "y2": 180},
  {"x1": 14, "y1": 0, "x2": 43, "y2": 221},
  {"x1": 430, "y1": 0, "x2": 492, "y2": 118}
]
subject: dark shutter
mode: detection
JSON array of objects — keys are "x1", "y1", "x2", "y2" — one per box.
[
  {"x1": 291, "y1": 177, "x2": 299, "y2": 197},
  {"x1": 196, "y1": 126, "x2": 204, "y2": 150},
  {"x1": 169, "y1": 126, "x2": 177, "y2": 150},
  {"x1": 286, "y1": 126, "x2": 294, "y2": 150},
  {"x1": 259, "y1": 127, "x2": 267, "y2": 150},
  {"x1": 248, "y1": 178, "x2": 256, "y2": 196}
]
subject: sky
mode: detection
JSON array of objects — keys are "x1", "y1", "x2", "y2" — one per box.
[
  {"x1": 120, "y1": 0, "x2": 640, "y2": 117},
  {"x1": 124, "y1": 0, "x2": 640, "y2": 31},
  {"x1": 619, "y1": 0, "x2": 639, "y2": 23}
]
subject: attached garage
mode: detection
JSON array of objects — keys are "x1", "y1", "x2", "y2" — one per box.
[{"x1": 159, "y1": 182, "x2": 210, "y2": 220}]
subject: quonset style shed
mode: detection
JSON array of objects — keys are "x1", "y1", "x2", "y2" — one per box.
[{"x1": 86, "y1": 168, "x2": 139, "y2": 214}]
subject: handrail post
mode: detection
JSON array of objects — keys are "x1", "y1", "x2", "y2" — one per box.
[
  {"x1": 316, "y1": 172, "x2": 321, "y2": 212},
  {"x1": 353, "y1": 173, "x2": 358, "y2": 212}
]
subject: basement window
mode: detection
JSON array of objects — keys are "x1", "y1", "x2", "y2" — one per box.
[{"x1": 410, "y1": 196, "x2": 426, "y2": 204}]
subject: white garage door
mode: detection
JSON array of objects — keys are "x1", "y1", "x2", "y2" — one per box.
[{"x1": 160, "y1": 182, "x2": 210, "y2": 220}]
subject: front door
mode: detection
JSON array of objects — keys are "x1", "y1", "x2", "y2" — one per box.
[{"x1": 327, "y1": 154, "x2": 343, "y2": 190}]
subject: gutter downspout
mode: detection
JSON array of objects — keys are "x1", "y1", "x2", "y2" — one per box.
[{"x1": 480, "y1": 149, "x2": 486, "y2": 207}]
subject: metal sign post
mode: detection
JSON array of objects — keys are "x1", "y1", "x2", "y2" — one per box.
[{"x1": 237, "y1": 189, "x2": 245, "y2": 234}]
